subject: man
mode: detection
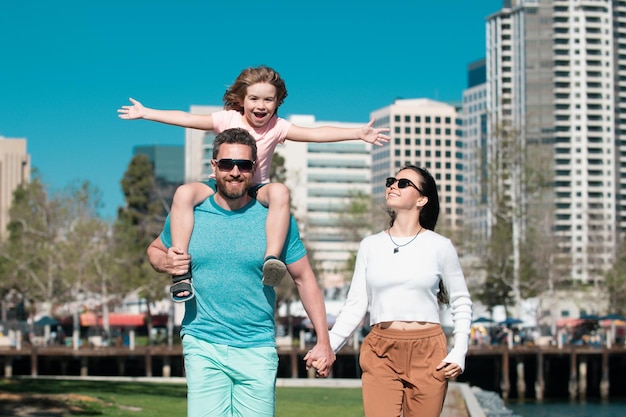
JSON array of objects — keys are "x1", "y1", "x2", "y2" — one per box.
[{"x1": 147, "y1": 128, "x2": 335, "y2": 417}]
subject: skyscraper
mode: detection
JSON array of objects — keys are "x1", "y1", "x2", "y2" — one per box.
[
  {"x1": 184, "y1": 105, "x2": 221, "y2": 183},
  {"x1": 282, "y1": 115, "x2": 373, "y2": 290},
  {"x1": 370, "y1": 99, "x2": 464, "y2": 232},
  {"x1": 485, "y1": 0, "x2": 621, "y2": 286},
  {"x1": 0, "y1": 136, "x2": 30, "y2": 239},
  {"x1": 133, "y1": 145, "x2": 184, "y2": 185},
  {"x1": 462, "y1": 59, "x2": 490, "y2": 243}
]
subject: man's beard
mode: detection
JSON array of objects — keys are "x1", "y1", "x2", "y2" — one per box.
[{"x1": 217, "y1": 178, "x2": 250, "y2": 200}]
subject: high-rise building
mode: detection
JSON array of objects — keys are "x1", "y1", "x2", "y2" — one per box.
[
  {"x1": 462, "y1": 59, "x2": 489, "y2": 243},
  {"x1": 370, "y1": 99, "x2": 464, "y2": 231},
  {"x1": 0, "y1": 136, "x2": 30, "y2": 238},
  {"x1": 485, "y1": 0, "x2": 621, "y2": 284},
  {"x1": 184, "y1": 106, "x2": 221, "y2": 183},
  {"x1": 281, "y1": 115, "x2": 372, "y2": 290},
  {"x1": 133, "y1": 145, "x2": 184, "y2": 185}
]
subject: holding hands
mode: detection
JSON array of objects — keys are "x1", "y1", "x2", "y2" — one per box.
[{"x1": 303, "y1": 346, "x2": 335, "y2": 378}]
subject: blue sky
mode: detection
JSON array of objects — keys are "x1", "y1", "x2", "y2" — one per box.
[{"x1": 0, "y1": 1, "x2": 501, "y2": 220}]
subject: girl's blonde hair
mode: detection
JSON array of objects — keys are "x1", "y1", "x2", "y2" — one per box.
[{"x1": 223, "y1": 66, "x2": 288, "y2": 114}]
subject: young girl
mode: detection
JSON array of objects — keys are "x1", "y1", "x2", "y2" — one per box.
[{"x1": 118, "y1": 65, "x2": 390, "y2": 302}]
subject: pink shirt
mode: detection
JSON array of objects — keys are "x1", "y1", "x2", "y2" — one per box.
[{"x1": 211, "y1": 110, "x2": 292, "y2": 184}]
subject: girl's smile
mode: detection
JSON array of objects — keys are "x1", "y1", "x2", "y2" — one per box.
[{"x1": 242, "y1": 82, "x2": 278, "y2": 128}]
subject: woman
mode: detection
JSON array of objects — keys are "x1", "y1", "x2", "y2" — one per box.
[{"x1": 328, "y1": 165, "x2": 473, "y2": 417}]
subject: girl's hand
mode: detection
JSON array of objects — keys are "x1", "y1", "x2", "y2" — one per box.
[
  {"x1": 361, "y1": 118, "x2": 390, "y2": 146},
  {"x1": 118, "y1": 97, "x2": 145, "y2": 120}
]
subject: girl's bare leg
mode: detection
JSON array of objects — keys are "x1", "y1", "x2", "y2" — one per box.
[
  {"x1": 169, "y1": 182, "x2": 214, "y2": 301},
  {"x1": 256, "y1": 183, "x2": 290, "y2": 286}
]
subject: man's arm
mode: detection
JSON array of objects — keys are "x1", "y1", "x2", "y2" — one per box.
[
  {"x1": 146, "y1": 236, "x2": 191, "y2": 276},
  {"x1": 287, "y1": 255, "x2": 336, "y2": 377}
]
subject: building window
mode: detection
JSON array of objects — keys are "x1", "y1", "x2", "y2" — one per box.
[
  {"x1": 405, "y1": 115, "x2": 411, "y2": 122},
  {"x1": 415, "y1": 116, "x2": 421, "y2": 123},
  {"x1": 395, "y1": 115, "x2": 400, "y2": 122}
]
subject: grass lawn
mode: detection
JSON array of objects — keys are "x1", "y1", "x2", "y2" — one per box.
[{"x1": 0, "y1": 378, "x2": 363, "y2": 417}]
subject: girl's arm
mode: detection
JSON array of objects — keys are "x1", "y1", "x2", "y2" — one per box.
[
  {"x1": 285, "y1": 118, "x2": 390, "y2": 146},
  {"x1": 118, "y1": 98, "x2": 215, "y2": 130}
]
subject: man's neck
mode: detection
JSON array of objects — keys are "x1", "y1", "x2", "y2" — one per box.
[{"x1": 213, "y1": 193, "x2": 252, "y2": 211}]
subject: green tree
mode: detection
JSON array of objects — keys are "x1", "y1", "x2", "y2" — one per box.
[
  {"x1": 270, "y1": 152, "x2": 287, "y2": 184},
  {"x1": 114, "y1": 155, "x2": 166, "y2": 337},
  {"x1": 474, "y1": 121, "x2": 554, "y2": 317},
  {"x1": 0, "y1": 175, "x2": 110, "y2": 324},
  {"x1": 605, "y1": 240, "x2": 626, "y2": 316},
  {"x1": 337, "y1": 191, "x2": 388, "y2": 283},
  {"x1": 0, "y1": 176, "x2": 63, "y2": 313}
]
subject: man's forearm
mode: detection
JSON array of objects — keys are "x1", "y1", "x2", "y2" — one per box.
[{"x1": 147, "y1": 246, "x2": 167, "y2": 273}]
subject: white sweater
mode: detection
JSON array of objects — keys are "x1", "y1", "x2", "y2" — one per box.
[{"x1": 329, "y1": 230, "x2": 473, "y2": 370}]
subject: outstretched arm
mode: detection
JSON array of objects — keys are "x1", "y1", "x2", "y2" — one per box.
[
  {"x1": 286, "y1": 118, "x2": 390, "y2": 146},
  {"x1": 288, "y1": 255, "x2": 336, "y2": 377},
  {"x1": 117, "y1": 97, "x2": 215, "y2": 130}
]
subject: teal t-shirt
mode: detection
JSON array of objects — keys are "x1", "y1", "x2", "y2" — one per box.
[{"x1": 160, "y1": 196, "x2": 306, "y2": 348}]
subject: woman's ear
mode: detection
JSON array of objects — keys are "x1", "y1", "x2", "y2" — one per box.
[{"x1": 416, "y1": 195, "x2": 428, "y2": 208}]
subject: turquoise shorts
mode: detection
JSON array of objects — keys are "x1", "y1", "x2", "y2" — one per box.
[{"x1": 182, "y1": 334, "x2": 278, "y2": 417}]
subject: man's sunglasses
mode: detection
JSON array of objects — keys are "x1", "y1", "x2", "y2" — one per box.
[
  {"x1": 386, "y1": 177, "x2": 423, "y2": 193},
  {"x1": 213, "y1": 159, "x2": 256, "y2": 172}
]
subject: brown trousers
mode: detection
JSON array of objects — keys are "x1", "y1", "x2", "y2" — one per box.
[{"x1": 359, "y1": 325, "x2": 448, "y2": 417}]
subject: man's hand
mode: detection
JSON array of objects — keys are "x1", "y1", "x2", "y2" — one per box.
[
  {"x1": 157, "y1": 246, "x2": 191, "y2": 276},
  {"x1": 303, "y1": 344, "x2": 336, "y2": 378}
]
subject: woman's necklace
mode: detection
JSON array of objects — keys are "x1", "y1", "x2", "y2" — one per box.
[{"x1": 388, "y1": 227, "x2": 423, "y2": 254}]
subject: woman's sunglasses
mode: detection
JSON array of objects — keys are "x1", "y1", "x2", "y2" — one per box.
[
  {"x1": 386, "y1": 177, "x2": 423, "y2": 193},
  {"x1": 213, "y1": 159, "x2": 256, "y2": 172}
]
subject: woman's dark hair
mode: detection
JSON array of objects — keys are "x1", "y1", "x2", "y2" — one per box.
[{"x1": 387, "y1": 165, "x2": 447, "y2": 305}]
